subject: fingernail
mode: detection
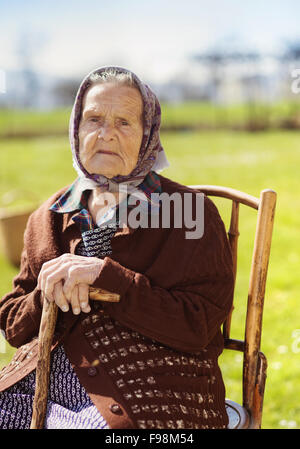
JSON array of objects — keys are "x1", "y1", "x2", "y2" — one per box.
[
  {"x1": 62, "y1": 305, "x2": 69, "y2": 312},
  {"x1": 83, "y1": 306, "x2": 91, "y2": 313},
  {"x1": 74, "y1": 308, "x2": 80, "y2": 315},
  {"x1": 81, "y1": 302, "x2": 88, "y2": 308}
]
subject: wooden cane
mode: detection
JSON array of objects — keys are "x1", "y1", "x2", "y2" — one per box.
[{"x1": 30, "y1": 287, "x2": 120, "y2": 429}]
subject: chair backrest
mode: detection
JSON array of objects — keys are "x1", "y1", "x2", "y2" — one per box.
[{"x1": 188, "y1": 185, "x2": 277, "y2": 428}]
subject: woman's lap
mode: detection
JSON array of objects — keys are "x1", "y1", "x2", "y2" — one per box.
[{"x1": 0, "y1": 346, "x2": 110, "y2": 429}]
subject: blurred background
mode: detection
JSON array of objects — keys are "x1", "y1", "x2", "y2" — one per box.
[{"x1": 1, "y1": 0, "x2": 300, "y2": 429}]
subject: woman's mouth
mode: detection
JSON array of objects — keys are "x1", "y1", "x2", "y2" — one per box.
[
  {"x1": 97, "y1": 150, "x2": 117, "y2": 155},
  {"x1": 95, "y1": 149, "x2": 122, "y2": 161}
]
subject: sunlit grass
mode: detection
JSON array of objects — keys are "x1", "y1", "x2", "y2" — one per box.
[{"x1": 0, "y1": 100, "x2": 300, "y2": 137}]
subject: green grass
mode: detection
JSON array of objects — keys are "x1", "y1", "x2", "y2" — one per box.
[
  {"x1": 0, "y1": 136, "x2": 75, "y2": 210},
  {"x1": 161, "y1": 100, "x2": 300, "y2": 129},
  {"x1": 0, "y1": 128, "x2": 299, "y2": 429},
  {"x1": 1, "y1": 99, "x2": 300, "y2": 138},
  {"x1": 0, "y1": 107, "x2": 71, "y2": 137}
]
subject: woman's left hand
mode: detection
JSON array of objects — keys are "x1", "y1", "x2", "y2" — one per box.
[{"x1": 37, "y1": 253, "x2": 104, "y2": 314}]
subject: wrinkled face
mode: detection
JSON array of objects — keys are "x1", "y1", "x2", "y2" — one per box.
[{"x1": 78, "y1": 82, "x2": 144, "y2": 178}]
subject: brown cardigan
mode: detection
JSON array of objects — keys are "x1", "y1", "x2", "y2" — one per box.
[{"x1": 0, "y1": 174, "x2": 234, "y2": 429}]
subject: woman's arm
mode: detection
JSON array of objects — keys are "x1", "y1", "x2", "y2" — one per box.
[
  {"x1": 36, "y1": 197, "x2": 234, "y2": 354},
  {"x1": 92, "y1": 240, "x2": 234, "y2": 353},
  {"x1": 1, "y1": 191, "x2": 234, "y2": 354},
  {"x1": 0, "y1": 247, "x2": 43, "y2": 348},
  {"x1": 90, "y1": 196, "x2": 234, "y2": 353},
  {"x1": 0, "y1": 190, "x2": 66, "y2": 348}
]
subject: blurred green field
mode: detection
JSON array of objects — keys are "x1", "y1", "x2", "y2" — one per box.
[
  {"x1": 0, "y1": 121, "x2": 299, "y2": 429},
  {"x1": 0, "y1": 100, "x2": 300, "y2": 138}
]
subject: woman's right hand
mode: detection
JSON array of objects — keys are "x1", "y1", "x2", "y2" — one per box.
[
  {"x1": 50, "y1": 280, "x2": 91, "y2": 315},
  {"x1": 37, "y1": 253, "x2": 104, "y2": 315}
]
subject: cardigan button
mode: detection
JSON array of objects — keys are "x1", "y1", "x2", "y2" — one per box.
[
  {"x1": 110, "y1": 403, "x2": 122, "y2": 414},
  {"x1": 87, "y1": 366, "x2": 98, "y2": 376}
]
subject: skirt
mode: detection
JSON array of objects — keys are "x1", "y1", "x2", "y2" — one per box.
[{"x1": 0, "y1": 345, "x2": 110, "y2": 429}]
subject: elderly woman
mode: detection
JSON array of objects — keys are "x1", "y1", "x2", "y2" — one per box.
[{"x1": 0, "y1": 66, "x2": 234, "y2": 429}]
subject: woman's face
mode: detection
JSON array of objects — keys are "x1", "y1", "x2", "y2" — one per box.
[{"x1": 78, "y1": 82, "x2": 144, "y2": 178}]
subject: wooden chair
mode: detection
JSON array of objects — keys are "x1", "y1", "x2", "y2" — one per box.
[{"x1": 188, "y1": 185, "x2": 277, "y2": 429}]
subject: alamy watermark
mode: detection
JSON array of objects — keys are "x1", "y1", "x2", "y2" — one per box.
[
  {"x1": 0, "y1": 69, "x2": 6, "y2": 94},
  {"x1": 95, "y1": 186, "x2": 205, "y2": 240},
  {"x1": 291, "y1": 68, "x2": 300, "y2": 94}
]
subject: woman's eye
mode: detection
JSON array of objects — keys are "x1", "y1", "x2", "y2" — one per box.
[
  {"x1": 86, "y1": 117, "x2": 99, "y2": 123},
  {"x1": 118, "y1": 118, "x2": 129, "y2": 126}
]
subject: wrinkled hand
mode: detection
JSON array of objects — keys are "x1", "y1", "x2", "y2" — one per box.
[{"x1": 37, "y1": 253, "x2": 104, "y2": 315}]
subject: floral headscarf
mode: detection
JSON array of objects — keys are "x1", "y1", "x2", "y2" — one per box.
[{"x1": 70, "y1": 66, "x2": 170, "y2": 194}]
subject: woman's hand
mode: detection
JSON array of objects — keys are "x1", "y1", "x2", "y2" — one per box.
[{"x1": 37, "y1": 254, "x2": 104, "y2": 314}]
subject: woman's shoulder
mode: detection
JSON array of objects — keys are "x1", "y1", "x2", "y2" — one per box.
[
  {"x1": 24, "y1": 185, "x2": 72, "y2": 237},
  {"x1": 158, "y1": 173, "x2": 196, "y2": 194},
  {"x1": 31, "y1": 185, "x2": 71, "y2": 217},
  {"x1": 21, "y1": 185, "x2": 73, "y2": 266},
  {"x1": 157, "y1": 173, "x2": 222, "y2": 220}
]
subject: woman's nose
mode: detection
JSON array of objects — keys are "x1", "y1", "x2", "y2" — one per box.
[{"x1": 97, "y1": 122, "x2": 115, "y2": 141}]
